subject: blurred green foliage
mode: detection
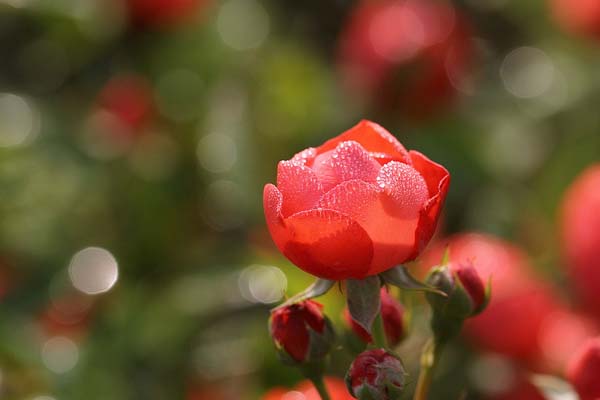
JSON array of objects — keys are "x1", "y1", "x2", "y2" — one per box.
[{"x1": 0, "y1": 0, "x2": 599, "y2": 399}]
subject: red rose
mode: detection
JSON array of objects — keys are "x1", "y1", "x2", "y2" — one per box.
[
  {"x1": 420, "y1": 233, "x2": 559, "y2": 365},
  {"x1": 560, "y1": 164, "x2": 600, "y2": 318},
  {"x1": 338, "y1": 0, "x2": 473, "y2": 119},
  {"x1": 344, "y1": 288, "x2": 405, "y2": 346},
  {"x1": 346, "y1": 349, "x2": 405, "y2": 399},
  {"x1": 263, "y1": 120, "x2": 449, "y2": 280},
  {"x1": 263, "y1": 377, "x2": 354, "y2": 400},
  {"x1": 269, "y1": 300, "x2": 334, "y2": 363},
  {"x1": 567, "y1": 337, "x2": 600, "y2": 400},
  {"x1": 551, "y1": 0, "x2": 600, "y2": 42}
]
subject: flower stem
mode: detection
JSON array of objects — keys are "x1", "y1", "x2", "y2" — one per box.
[
  {"x1": 413, "y1": 338, "x2": 443, "y2": 400},
  {"x1": 309, "y1": 375, "x2": 331, "y2": 400},
  {"x1": 301, "y1": 362, "x2": 331, "y2": 400},
  {"x1": 372, "y1": 312, "x2": 388, "y2": 349}
]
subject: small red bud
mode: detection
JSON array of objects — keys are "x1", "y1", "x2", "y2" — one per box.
[
  {"x1": 346, "y1": 349, "x2": 405, "y2": 400},
  {"x1": 567, "y1": 337, "x2": 600, "y2": 400},
  {"x1": 269, "y1": 300, "x2": 334, "y2": 364},
  {"x1": 450, "y1": 260, "x2": 486, "y2": 313},
  {"x1": 344, "y1": 288, "x2": 405, "y2": 346}
]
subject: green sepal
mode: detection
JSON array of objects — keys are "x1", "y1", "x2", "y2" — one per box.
[
  {"x1": 273, "y1": 278, "x2": 335, "y2": 311},
  {"x1": 380, "y1": 265, "x2": 446, "y2": 297},
  {"x1": 346, "y1": 276, "x2": 381, "y2": 334},
  {"x1": 306, "y1": 317, "x2": 335, "y2": 362}
]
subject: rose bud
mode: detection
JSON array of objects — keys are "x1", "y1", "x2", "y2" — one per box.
[
  {"x1": 344, "y1": 288, "x2": 405, "y2": 346},
  {"x1": 567, "y1": 337, "x2": 600, "y2": 400},
  {"x1": 560, "y1": 164, "x2": 600, "y2": 319},
  {"x1": 337, "y1": 0, "x2": 474, "y2": 119},
  {"x1": 346, "y1": 349, "x2": 405, "y2": 400},
  {"x1": 263, "y1": 120, "x2": 450, "y2": 281},
  {"x1": 263, "y1": 377, "x2": 354, "y2": 400},
  {"x1": 426, "y1": 260, "x2": 488, "y2": 340},
  {"x1": 420, "y1": 233, "x2": 561, "y2": 366},
  {"x1": 269, "y1": 300, "x2": 334, "y2": 365},
  {"x1": 551, "y1": 0, "x2": 600, "y2": 43}
]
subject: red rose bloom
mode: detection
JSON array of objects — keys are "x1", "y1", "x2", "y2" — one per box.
[
  {"x1": 420, "y1": 233, "x2": 559, "y2": 365},
  {"x1": 338, "y1": 0, "x2": 473, "y2": 118},
  {"x1": 560, "y1": 164, "x2": 600, "y2": 318},
  {"x1": 263, "y1": 377, "x2": 354, "y2": 400},
  {"x1": 269, "y1": 300, "x2": 333, "y2": 363},
  {"x1": 551, "y1": 0, "x2": 600, "y2": 42},
  {"x1": 344, "y1": 288, "x2": 405, "y2": 346},
  {"x1": 263, "y1": 120, "x2": 450, "y2": 280},
  {"x1": 567, "y1": 337, "x2": 600, "y2": 400}
]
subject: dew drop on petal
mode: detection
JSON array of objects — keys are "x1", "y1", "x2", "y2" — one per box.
[
  {"x1": 376, "y1": 161, "x2": 428, "y2": 219},
  {"x1": 312, "y1": 141, "x2": 381, "y2": 191}
]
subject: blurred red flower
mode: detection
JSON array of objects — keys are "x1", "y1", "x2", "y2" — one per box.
[
  {"x1": 567, "y1": 337, "x2": 600, "y2": 400},
  {"x1": 263, "y1": 120, "x2": 449, "y2": 280},
  {"x1": 551, "y1": 0, "x2": 600, "y2": 42},
  {"x1": 344, "y1": 287, "x2": 405, "y2": 346},
  {"x1": 126, "y1": 0, "x2": 210, "y2": 28},
  {"x1": 338, "y1": 0, "x2": 474, "y2": 119},
  {"x1": 560, "y1": 164, "x2": 600, "y2": 319},
  {"x1": 263, "y1": 377, "x2": 353, "y2": 400},
  {"x1": 97, "y1": 75, "x2": 153, "y2": 135}
]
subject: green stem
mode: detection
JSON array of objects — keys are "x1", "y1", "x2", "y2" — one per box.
[
  {"x1": 372, "y1": 312, "x2": 388, "y2": 349},
  {"x1": 413, "y1": 338, "x2": 443, "y2": 400},
  {"x1": 301, "y1": 362, "x2": 331, "y2": 400},
  {"x1": 309, "y1": 375, "x2": 331, "y2": 400}
]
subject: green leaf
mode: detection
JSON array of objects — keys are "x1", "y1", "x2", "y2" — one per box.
[
  {"x1": 381, "y1": 265, "x2": 447, "y2": 296},
  {"x1": 346, "y1": 276, "x2": 381, "y2": 334},
  {"x1": 273, "y1": 278, "x2": 335, "y2": 311}
]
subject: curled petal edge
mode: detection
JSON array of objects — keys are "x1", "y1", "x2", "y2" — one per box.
[{"x1": 407, "y1": 150, "x2": 451, "y2": 261}]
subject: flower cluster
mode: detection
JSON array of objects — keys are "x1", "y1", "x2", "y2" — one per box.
[{"x1": 263, "y1": 120, "x2": 490, "y2": 400}]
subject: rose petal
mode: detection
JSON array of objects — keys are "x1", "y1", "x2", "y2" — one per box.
[
  {"x1": 312, "y1": 140, "x2": 381, "y2": 192},
  {"x1": 291, "y1": 147, "x2": 318, "y2": 166},
  {"x1": 272, "y1": 313, "x2": 310, "y2": 362},
  {"x1": 376, "y1": 161, "x2": 429, "y2": 219},
  {"x1": 318, "y1": 176, "x2": 426, "y2": 276},
  {"x1": 283, "y1": 208, "x2": 374, "y2": 280},
  {"x1": 407, "y1": 150, "x2": 450, "y2": 259},
  {"x1": 316, "y1": 120, "x2": 410, "y2": 163},
  {"x1": 277, "y1": 161, "x2": 323, "y2": 217},
  {"x1": 263, "y1": 184, "x2": 289, "y2": 254}
]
